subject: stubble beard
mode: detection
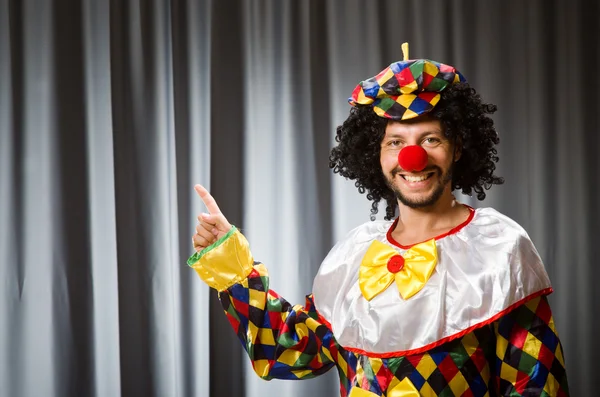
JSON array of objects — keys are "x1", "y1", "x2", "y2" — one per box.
[{"x1": 386, "y1": 165, "x2": 454, "y2": 209}]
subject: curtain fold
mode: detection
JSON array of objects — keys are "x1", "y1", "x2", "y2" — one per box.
[
  {"x1": 208, "y1": 0, "x2": 245, "y2": 395},
  {"x1": 0, "y1": 1, "x2": 597, "y2": 396},
  {"x1": 82, "y1": 1, "x2": 122, "y2": 393}
]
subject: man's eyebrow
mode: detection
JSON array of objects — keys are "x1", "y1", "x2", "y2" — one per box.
[{"x1": 383, "y1": 130, "x2": 443, "y2": 139}]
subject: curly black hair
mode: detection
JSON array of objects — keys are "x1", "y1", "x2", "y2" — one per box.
[{"x1": 329, "y1": 82, "x2": 504, "y2": 220}]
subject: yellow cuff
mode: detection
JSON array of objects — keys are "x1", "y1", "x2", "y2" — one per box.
[{"x1": 187, "y1": 226, "x2": 254, "y2": 291}]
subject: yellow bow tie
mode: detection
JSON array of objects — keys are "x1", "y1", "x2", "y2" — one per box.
[{"x1": 359, "y1": 239, "x2": 437, "y2": 301}]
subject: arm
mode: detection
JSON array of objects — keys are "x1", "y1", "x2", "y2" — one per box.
[
  {"x1": 189, "y1": 185, "x2": 336, "y2": 380},
  {"x1": 189, "y1": 228, "x2": 335, "y2": 380},
  {"x1": 493, "y1": 295, "x2": 569, "y2": 396}
]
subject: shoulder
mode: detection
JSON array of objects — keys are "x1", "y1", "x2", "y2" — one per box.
[
  {"x1": 339, "y1": 219, "x2": 392, "y2": 244},
  {"x1": 325, "y1": 219, "x2": 393, "y2": 256},
  {"x1": 313, "y1": 219, "x2": 392, "y2": 301},
  {"x1": 466, "y1": 207, "x2": 542, "y2": 258},
  {"x1": 469, "y1": 207, "x2": 529, "y2": 237},
  {"x1": 458, "y1": 206, "x2": 551, "y2": 289}
]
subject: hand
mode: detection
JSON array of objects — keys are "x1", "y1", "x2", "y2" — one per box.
[{"x1": 192, "y1": 184, "x2": 233, "y2": 252}]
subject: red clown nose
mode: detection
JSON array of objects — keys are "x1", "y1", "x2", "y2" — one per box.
[{"x1": 398, "y1": 145, "x2": 428, "y2": 172}]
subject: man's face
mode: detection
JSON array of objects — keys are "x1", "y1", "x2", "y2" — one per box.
[{"x1": 380, "y1": 117, "x2": 459, "y2": 209}]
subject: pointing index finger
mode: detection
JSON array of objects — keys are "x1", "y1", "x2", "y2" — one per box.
[{"x1": 194, "y1": 184, "x2": 222, "y2": 215}]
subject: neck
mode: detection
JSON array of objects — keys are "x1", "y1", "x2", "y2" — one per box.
[{"x1": 394, "y1": 188, "x2": 468, "y2": 242}]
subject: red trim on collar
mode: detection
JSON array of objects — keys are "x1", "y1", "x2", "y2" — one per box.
[
  {"x1": 316, "y1": 287, "x2": 553, "y2": 358},
  {"x1": 387, "y1": 205, "x2": 476, "y2": 249}
]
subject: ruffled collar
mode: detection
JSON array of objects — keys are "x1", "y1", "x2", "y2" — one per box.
[{"x1": 312, "y1": 208, "x2": 552, "y2": 357}]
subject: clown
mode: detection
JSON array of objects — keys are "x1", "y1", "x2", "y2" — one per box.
[{"x1": 189, "y1": 46, "x2": 569, "y2": 396}]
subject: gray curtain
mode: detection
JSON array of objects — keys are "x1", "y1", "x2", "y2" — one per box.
[
  {"x1": 1, "y1": 0, "x2": 213, "y2": 396},
  {"x1": 1, "y1": 1, "x2": 597, "y2": 397}
]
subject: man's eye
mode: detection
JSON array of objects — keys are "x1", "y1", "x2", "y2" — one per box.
[
  {"x1": 423, "y1": 137, "x2": 441, "y2": 145},
  {"x1": 389, "y1": 140, "x2": 401, "y2": 147}
]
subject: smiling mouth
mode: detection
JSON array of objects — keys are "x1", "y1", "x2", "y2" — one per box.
[{"x1": 400, "y1": 172, "x2": 435, "y2": 182}]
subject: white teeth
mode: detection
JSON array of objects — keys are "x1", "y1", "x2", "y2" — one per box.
[{"x1": 404, "y1": 174, "x2": 429, "y2": 182}]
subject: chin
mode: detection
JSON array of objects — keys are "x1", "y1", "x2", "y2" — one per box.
[
  {"x1": 395, "y1": 186, "x2": 447, "y2": 209},
  {"x1": 398, "y1": 197, "x2": 438, "y2": 209}
]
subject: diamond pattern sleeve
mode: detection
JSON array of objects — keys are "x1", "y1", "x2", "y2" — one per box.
[
  {"x1": 493, "y1": 296, "x2": 570, "y2": 396},
  {"x1": 188, "y1": 228, "x2": 336, "y2": 380}
]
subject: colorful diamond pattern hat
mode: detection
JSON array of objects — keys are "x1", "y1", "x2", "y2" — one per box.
[{"x1": 349, "y1": 43, "x2": 466, "y2": 120}]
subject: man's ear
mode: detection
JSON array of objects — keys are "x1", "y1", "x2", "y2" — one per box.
[{"x1": 453, "y1": 138, "x2": 462, "y2": 162}]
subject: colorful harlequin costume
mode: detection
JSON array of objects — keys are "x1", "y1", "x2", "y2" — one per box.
[{"x1": 189, "y1": 49, "x2": 569, "y2": 396}]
